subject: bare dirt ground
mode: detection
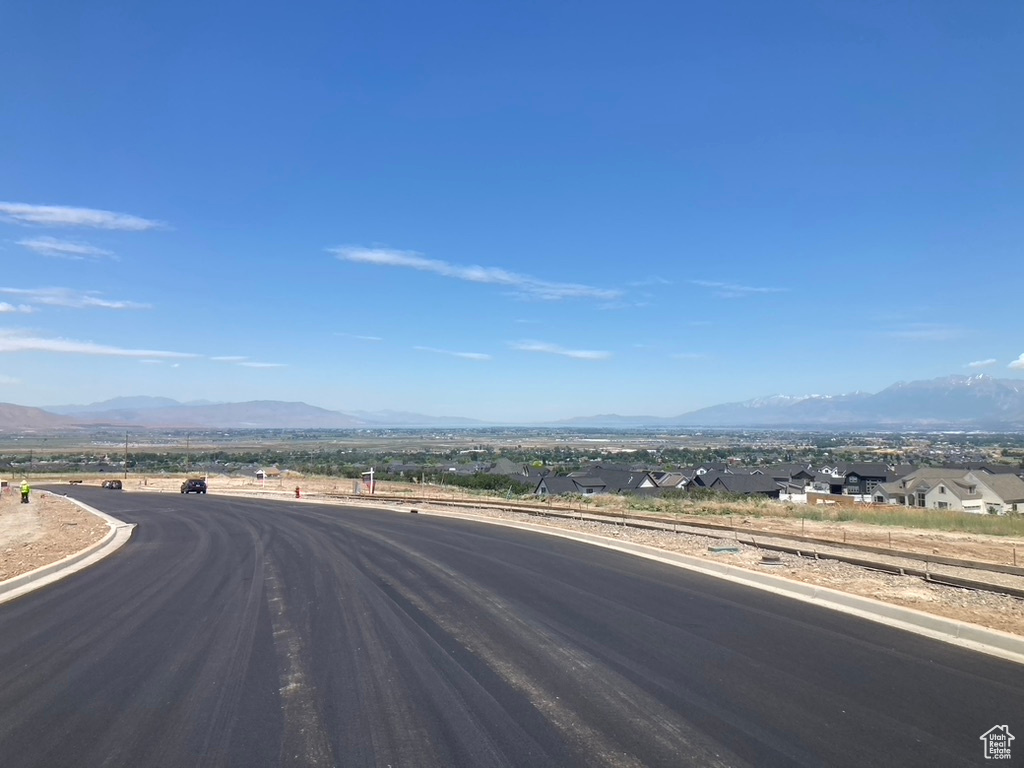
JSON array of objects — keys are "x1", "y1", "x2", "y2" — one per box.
[
  {"x1": 0, "y1": 487, "x2": 108, "y2": 582},
  {"x1": 706, "y1": 516, "x2": 1024, "y2": 568},
  {"x1": 10, "y1": 475, "x2": 1024, "y2": 637}
]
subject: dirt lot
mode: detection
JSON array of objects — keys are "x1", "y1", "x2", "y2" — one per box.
[
  {"x1": 6, "y1": 475, "x2": 1024, "y2": 637},
  {"x1": 0, "y1": 487, "x2": 109, "y2": 582}
]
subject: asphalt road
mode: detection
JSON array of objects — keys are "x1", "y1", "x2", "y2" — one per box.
[{"x1": 0, "y1": 489, "x2": 1021, "y2": 767}]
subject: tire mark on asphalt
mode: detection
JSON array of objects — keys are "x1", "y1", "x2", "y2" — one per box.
[
  {"x1": 264, "y1": 554, "x2": 335, "y2": 767},
  {"x1": 346, "y1": 524, "x2": 741, "y2": 767},
  {"x1": 265, "y1": 508, "x2": 564, "y2": 767}
]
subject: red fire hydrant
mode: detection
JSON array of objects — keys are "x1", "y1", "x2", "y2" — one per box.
[{"x1": 295, "y1": 486, "x2": 301, "y2": 498}]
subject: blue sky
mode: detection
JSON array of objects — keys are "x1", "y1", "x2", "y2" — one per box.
[{"x1": 2, "y1": 1, "x2": 1022, "y2": 422}]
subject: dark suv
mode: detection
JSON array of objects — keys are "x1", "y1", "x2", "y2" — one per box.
[{"x1": 181, "y1": 478, "x2": 207, "y2": 494}]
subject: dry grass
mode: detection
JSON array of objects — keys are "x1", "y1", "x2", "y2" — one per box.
[{"x1": 620, "y1": 493, "x2": 1024, "y2": 537}]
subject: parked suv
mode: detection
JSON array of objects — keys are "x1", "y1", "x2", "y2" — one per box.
[{"x1": 181, "y1": 478, "x2": 207, "y2": 494}]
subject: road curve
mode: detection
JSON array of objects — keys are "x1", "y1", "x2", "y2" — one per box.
[{"x1": 0, "y1": 488, "x2": 1021, "y2": 767}]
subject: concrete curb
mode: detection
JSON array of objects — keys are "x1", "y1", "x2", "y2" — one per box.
[
  {"x1": 0, "y1": 493, "x2": 136, "y2": 606},
  {"x1": 403, "y1": 505, "x2": 1024, "y2": 666}
]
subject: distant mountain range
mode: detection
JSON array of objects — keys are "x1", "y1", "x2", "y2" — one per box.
[
  {"x1": 556, "y1": 375, "x2": 1024, "y2": 429},
  {"x1": 681, "y1": 375, "x2": 1024, "y2": 428},
  {"x1": 0, "y1": 374, "x2": 1021, "y2": 431},
  {"x1": 28, "y1": 397, "x2": 477, "y2": 430},
  {"x1": 45, "y1": 396, "x2": 218, "y2": 414}
]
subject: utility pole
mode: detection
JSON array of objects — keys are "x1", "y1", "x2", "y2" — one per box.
[
  {"x1": 124, "y1": 432, "x2": 128, "y2": 480},
  {"x1": 185, "y1": 432, "x2": 190, "y2": 475}
]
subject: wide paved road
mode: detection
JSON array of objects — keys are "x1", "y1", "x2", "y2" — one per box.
[{"x1": 0, "y1": 489, "x2": 1021, "y2": 767}]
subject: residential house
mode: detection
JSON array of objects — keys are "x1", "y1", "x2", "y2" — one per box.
[
  {"x1": 873, "y1": 468, "x2": 1024, "y2": 514},
  {"x1": 535, "y1": 467, "x2": 657, "y2": 496},
  {"x1": 811, "y1": 463, "x2": 903, "y2": 495},
  {"x1": 651, "y1": 471, "x2": 690, "y2": 489},
  {"x1": 486, "y1": 458, "x2": 531, "y2": 477},
  {"x1": 705, "y1": 473, "x2": 782, "y2": 498},
  {"x1": 567, "y1": 467, "x2": 658, "y2": 493},
  {"x1": 762, "y1": 463, "x2": 816, "y2": 486},
  {"x1": 684, "y1": 470, "x2": 781, "y2": 497},
  {"x1": 535, "y1": 476, "x2": 589, "y2": 496}
]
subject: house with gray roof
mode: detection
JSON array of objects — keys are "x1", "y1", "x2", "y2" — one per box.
[
  {"x1": 706, "y1": 473, "x2": 782, "y2": 498},
  {"x1": 652, "y1": 471, "x2": 689, "y2": 489},
  {"x1": 535, "y1": 476, "x2": 588, "y2": 496},
  {"x1": 685, "y1": 471, "x2": 782, "y2": 497},
  {"x1": 811, "y1": 462, "x2": 904, "y2": 495},
  {"x1": 567, "y1": 467, "x2": 657, "y2": 493},
  {"x1": 535, "y1": 468, "x2": 657, "y2": 497},
  {"x1": 763, "y1": 463, "x2": 815, "y2": 481},
  {"x1": 873, "y1": 468, "x2": 1024, "y2": 514}
]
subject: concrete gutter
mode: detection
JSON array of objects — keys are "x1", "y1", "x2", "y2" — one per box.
[
  {"x1": 404, "y1": 505, "x2": 1024, "y2": 667},
  {"x1": 0, "y1": 493, "x2": 135, "y2": 606}
]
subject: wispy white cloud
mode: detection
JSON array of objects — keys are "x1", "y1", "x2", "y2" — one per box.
[
  {"x1": 211, "y1": 355, "x2": 285, "y2": 368},
  {"x1": 0, "y1": 302, "x2": 34, "y2": 314},
  {"x1": 628, "y1": 276, "x2": 671, "y2": 288},
  {"x1": 0, "y1": 329, "x2": 196, "y2": 358},
  {"x1": 690, "y1": 280, "x2": 787, "y2": 299},
  {"x1": 966, "y1": 358, "x2": 997, "y2": 369},
  {"x1": 0, "y1": 374, "x2": 18, "y2": 384},
  {"x1": 0, "y1": 287, "x2": 149, "y2": 310},
  {"x1": 598, "y1": 300, "x2": 651, "y2": 311},
  {"x1": 510, "y1": 340, "x2": 611, "y2": 360},
  {"x1": 331, "y1": 246, "x2": 620, "y2": 301},
  {"x1": 0, "y1": 202, "x2": 163, "y2": 230},
  {"x1": 336, "y1": 333, "x2": 383, "y2": 342},
  {"x1": 1010, "y1": 354, "x2": 1024, "y2": 371},
  {"x1": 414, "y1": 345, "x2": 492, "y2": 361},
  {"x1": 139, "y1": 359, "x2": 163, "y2": 365},
  {"x1": 882, "y1": 323, "x2": 966, "y2": 342},
  {"x1": 17, "y1": 236, "x2": 115, "y2": 260}
]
